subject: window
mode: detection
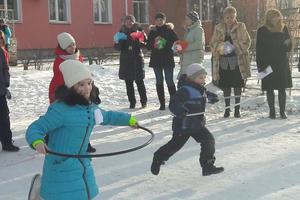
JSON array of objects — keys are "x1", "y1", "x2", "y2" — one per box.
[
  {"x1": 93, "y1": 0, "x2": 112, "y2": 23},
  {"x1": 133, "y1": 0, "x2": 148, "y2": 24},
  {"x1": 0, "y1": 0, "x2": 21, "y2": 22},
  {"x1": 49, "y1": 0, "x2": 70, "y2": 23}
]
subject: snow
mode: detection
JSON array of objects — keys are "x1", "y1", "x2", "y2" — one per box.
[{"x1": 0, "y1": 53, "x2": 300, "y2": 200}]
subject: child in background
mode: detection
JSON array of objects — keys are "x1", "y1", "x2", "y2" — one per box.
[
  {"x1": 151, "y1": 63, "x2": 224, "y2": 176},
  {"x1": 48, "y1": 32, "x2": 98, "y2": 152},
  {"x1": 27, "y1": 60, "x2": 138, "y2": 200}
]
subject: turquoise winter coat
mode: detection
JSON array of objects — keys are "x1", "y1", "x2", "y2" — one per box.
[{"x1": 26, "y1": 102, "x2": 131, "y2": 200}]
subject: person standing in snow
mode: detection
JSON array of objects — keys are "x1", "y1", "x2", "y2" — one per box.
[
  {"x1": 256, "y1": 8, "x2": 292, "y2": 119},
  {"x1": 178, "y1": 11, "x2": 205, "y2": 79},
  {"x1": 150, "y1": 63, "x2": 223, "y2": 176},
  {"x1": 0, "y1": 31, "x2": 19, "y2": 152},
  {"x1": 0, "y1": 19, "x2": 12, "y2": 51},
  {"x1": 114, "y1": 15, "x2": 147, "y2": 109},
  {"x1": 210, "y1": 6, "x2": 251, "y2": 118},
  {"x1": 26, "y1": 60, "x2": 139, "y2": 200},
  {"x1": 146, "y1": 12, "x2": 178, "y2": 110},
  {"x1": 48, "y1": 32, "x2": 98, "y2": 152}
]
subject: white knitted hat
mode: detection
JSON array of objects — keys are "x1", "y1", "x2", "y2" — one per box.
[
  {"x1": 59, "y1": 60, "x2": 92, "y2": 88},
  {"x1": 57, "y1": 32, "x2": 75, "y2": 50},
  {"x1": 186, "y1": 63, "x2": 207, "y2": 79}
]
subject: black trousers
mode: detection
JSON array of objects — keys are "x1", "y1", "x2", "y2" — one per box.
[
  {"x1": 125, "y1": 79, "x2": 147, "y2": 105},
  {"x1": 0, "y1": 96, "x2": 13, "y2": 146},
  {"x1": 154, "y1": 126, "x2": 216, "y2": 168}
]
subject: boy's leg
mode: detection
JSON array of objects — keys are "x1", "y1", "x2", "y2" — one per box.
[
  {"x1": 151, "y1": 133, "x2": 189, "y2": 175},
  {"x1": 192, "y1": 127, "x2": 224, "y2": 176}
]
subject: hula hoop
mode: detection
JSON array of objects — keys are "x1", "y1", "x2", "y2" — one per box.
[{"x1": 46, "y1": 125, "x2": 154, "y2": 158}]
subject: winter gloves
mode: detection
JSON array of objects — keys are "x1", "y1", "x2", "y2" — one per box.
[{"x1": 207, "y1": 91, "x2": 219, "y2": 104}]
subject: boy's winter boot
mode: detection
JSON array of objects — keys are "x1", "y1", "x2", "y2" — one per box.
[
  {"x1": 28, "y1": 174, "x2": 42, "y2": 200},
  {"x1": 87, "y1": 143, "x2": 96, "y2": 153},
  {"x1": 267, "y1": 90, "x2": 275, "y2": 119},
  {"x1": 156, "y1": 84, "x2": 165, "y2": 110},
  {"x1": 151, "y1": 156, "x2": 165, "y2": 175},
  {"x1": 278, "y1": 90, "x2": 287, "y2": 119},
  {"x1": 202, "y1": 165, "x2": 224, "y2": 176},
  {"x1": 201, "y1": 158, "x2": 224, "y2": 176}
]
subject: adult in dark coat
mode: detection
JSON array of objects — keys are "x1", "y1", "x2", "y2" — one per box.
[
  {"x1": 0, "y1": 31, "x2": 19, "y2": 151},
  {"x1": 256, "y1": 9, "x2": 292, "y2": 119},
  {"x1": 114, "y1": 15, "x2": 147, "y2": 109},
  {"x1": 147, "y1": 13, "x2": 178, "y2": 110}
]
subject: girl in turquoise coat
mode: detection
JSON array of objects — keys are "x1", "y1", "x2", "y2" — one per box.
[{"x1": 26, "y1": 60, "x2": 138, "y2": 200}]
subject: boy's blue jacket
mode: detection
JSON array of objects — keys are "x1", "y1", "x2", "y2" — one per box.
[
  {"x1": 26, "y1": 102, "x2": 131, "y2": 200},
  {"x1": 169, "y1": 79, "x2": 218, "y2": 134}
]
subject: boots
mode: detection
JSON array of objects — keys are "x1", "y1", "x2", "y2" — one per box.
[
  {"x1": 87, "y1": 143, "x2": 96, "y2": 153},
  {"x1": 2, "y1": 142, "x2": 19, "y2": 152},
  {"x1": 201, "y1": 158, "x2": 224, "y2": 176},
  {"x1": 156, "y1": 84, "x2": 165, "y2": 110},
  {"x1": 167, "y1": 84, "x2": 176, "y2": 97},
  {"x1": 267, "y1": 90, "x2": 276, "y2": 119},
  {"x1": 202, "y1": 165, "x2": 225, "y2": 176},
  {"x1": 224, "y1": 109, "x2": 230, "y2": 118},
  {"x1": 234, "y1": 106, "x2": 241, "y2": 118},
  {"x1": 150, "y1": 156, "x2": 165, "y2": 175},
  {"x1": 278, "y1": 89, "x2": 287, "y2": 119},
  {"x1": 223, "y1": 88, "x2": 231, "y2": 118}
]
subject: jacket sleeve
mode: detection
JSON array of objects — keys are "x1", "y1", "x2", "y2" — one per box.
[
  {"x1": 100, "y1": 108, "x2": 131, "y2": 126},
  {"x1": 186, "y1": 27, "x2": 204, "y2": 52},
  {"x1": 256, "y1": 27, "x2": 268, "y2": 71},
  {"x1": 146, "y1": 30, "x2": 155, "y2": 50},
  {"x1": 282, "y1": 26, "x2": 292, "y2": 52},
  {"x1": 232, "y1": 23, "x2": 251, "y2": 56},
  {"x1": 165, "y1": 29, "x2": 178, "y2": 49},
  {"x1": 169, "y1": 88, "x2": 189, "y2": 116},
  {"x1": 26, "y1": 105, "x2": 64, "y2": 147}
]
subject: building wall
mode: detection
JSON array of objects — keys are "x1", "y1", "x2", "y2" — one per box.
[{"x1": 14, "y1": 0, "x2": 132, "y2": 50}]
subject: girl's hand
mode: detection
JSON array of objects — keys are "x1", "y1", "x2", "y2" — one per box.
[{"x1": 35, "y1": 143, "x2": 48, "y2": 155}]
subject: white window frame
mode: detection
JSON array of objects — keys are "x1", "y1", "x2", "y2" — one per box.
[
  {"x1": 48, "y1": 0, "x2": 71, "y2": 24},
  {"x1": 133, "y1": 0, "x2": 148, "y2": 24},
  {"x1": 0, "y1": 0, "x2": 22, "y2": 22},
  {"x1": 93, "y1": 0, "x2": 112, "y2": 24}
]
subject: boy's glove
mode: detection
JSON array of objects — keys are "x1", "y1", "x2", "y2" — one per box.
[{"x1": 129, "y1": 116, "x2": 138, "y2": 127}]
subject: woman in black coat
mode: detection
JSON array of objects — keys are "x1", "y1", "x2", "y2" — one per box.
[
  {"x1": 256, "y1": 9, "x2": 292, "y2": 119},
  {"x1": 147, "y1": 13, "x2": 178, "y2": 110},
  {"x1": 114, "y1": 15, "x2": 147, "y2": 109}
]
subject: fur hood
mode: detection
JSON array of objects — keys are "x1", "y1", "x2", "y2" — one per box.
[{"x1": 149, "y1": 22, "x2": 174, "y2": 31}]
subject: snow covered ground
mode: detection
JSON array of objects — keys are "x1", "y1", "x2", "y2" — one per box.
[{"x1": 0, "y1": 53, "x2": 300, "y2": 200}]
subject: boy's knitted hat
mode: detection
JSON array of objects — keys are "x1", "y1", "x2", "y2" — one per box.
[
  {"x1": 59, "y1": 60, "x2": 92, "y2": 88},
  {"x1": 186, "y1": 63, "x2": 207, "y2": 79},
  {"x1": 187, "y1": 11, "x2": 200, "y2": 22},
  {"x1": 57, "y1": 32, "x2": 76, "y2": 50}
]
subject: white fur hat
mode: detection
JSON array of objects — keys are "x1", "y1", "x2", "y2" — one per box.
[
  {"x1": 59, "y1": 60, "x2": 92, "y2": 88},
  {"x1": 186, "y1": 63, "x2": 207, "y2": 79},
  {"x1": 57, "y1": 32, "x2": 75, "y2": 50}
]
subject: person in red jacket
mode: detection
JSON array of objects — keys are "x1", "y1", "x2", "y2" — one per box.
[{"x1": 48, "y1": 32, "x2": 97, "y2": 152}]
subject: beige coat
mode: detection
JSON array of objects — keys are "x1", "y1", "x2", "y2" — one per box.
[{"x1": 210, "y1": 21, "x2": 251, "y2": 81}]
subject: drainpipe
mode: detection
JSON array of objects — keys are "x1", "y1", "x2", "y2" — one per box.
[
  {"x1": 125, "y1": 0, "x2": 128, "y2": 15},
  {"x1": 4, "y1": 0, "x2": 8, "y2": 19}
]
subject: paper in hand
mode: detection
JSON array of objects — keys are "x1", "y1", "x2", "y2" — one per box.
[{"x1": 257, "y1": 65, "x2": 273, "y2": 80}]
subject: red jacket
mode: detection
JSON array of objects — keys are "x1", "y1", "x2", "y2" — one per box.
[{"x1": 48, "y1": 47, "x2": 83, "y2": 103}]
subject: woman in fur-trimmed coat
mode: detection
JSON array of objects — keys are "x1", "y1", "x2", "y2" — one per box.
[
  {"x1": 147, "y1": 12, "x2": 178, "y2": 110},
  {"x1": 114, "y1": 15, "x2": 147, "y2": 109},
  {"x1": 210, "y1": 6, "x2": 251, "y2": 118},
  {"x1": 256, "y1": 8, "x2": 292, "y2": 119}
]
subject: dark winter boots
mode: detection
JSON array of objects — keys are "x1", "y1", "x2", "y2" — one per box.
[
  {"x1": 278, "y1": 89, "x2": 287, "y2": 119},
  {"x1": 2, "y1": 143, "x2": 19, "y2": 152},
  {"x1": 151, "y1": 156, "x2": 165, "y2": 175},
  {"x1": 267, "y1": 90, "x2": 275, "y2": 119},
  {"x1": 156, "y1": 84, "x2": 165, "y2": 110},
  {"x1": 167, "y1": 84, "x2": 176, "y2": 97},
  {"x1": 201, "y1": 158, "x2": 224, "y2": 176}
]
